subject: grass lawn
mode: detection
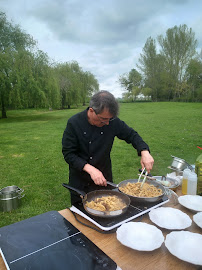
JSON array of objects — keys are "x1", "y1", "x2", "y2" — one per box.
[{"x1": 0, "y1": 102, "x2": 201, "y2": 227}]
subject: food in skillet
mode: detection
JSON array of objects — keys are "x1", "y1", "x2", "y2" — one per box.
[
  {"x1": 119, "y1": 182, "x2": 163, "y2": 197},
  {"x1": 86, "y1": 195, "x2": 127, "y2": 211}
]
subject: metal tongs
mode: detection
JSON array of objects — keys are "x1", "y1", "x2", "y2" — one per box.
[
  {"x1": 138, "y1": 169, "x2": 179, "y2": 205},
  {"x1": 137, "y1": 168, "x2": 148, "y2": 188}
]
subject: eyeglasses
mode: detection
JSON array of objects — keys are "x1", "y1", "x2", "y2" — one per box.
[{"x1": 93, "y1": 110, "x2": 115, "y2": 124}]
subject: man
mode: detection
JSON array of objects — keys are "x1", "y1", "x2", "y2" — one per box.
[{"x1": 62, "y1": 90, "x2": 154, "y2": 204}]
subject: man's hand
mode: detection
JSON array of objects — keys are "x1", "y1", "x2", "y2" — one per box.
[
  {"x1": 140, "y1": 150, "x2": 154, "y2": 173},
  {"x1": 83, "y1": 164, "x2": 107, "y2": 186}
]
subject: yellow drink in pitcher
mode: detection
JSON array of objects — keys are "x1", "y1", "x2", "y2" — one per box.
[
  {"x1": 182, "y1": 178, "x2": 188, "y2": 194},
  {"x1": 182, "y1": 168, "x2": 191, "y2": 195}
]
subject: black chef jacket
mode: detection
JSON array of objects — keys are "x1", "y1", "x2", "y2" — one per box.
[{"x1": 62, "y1": 108, "x2": 150, "y2": 198}]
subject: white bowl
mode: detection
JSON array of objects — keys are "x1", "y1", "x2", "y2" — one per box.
[
  {"x1": 149, "y1": 207, "x2": 192, "y2": 230},
  {"x1": 116, "y1": 222, "x2": 164, "y2": 251},
  {"x1": 165, "y1": 231, "x2": 202, "y2": 265},
  {"x1": 178, "y1": 195, "x2": 202, "y2": 212},
  {"x1": 193, "y1": 212, "x2": 202, "y2": 228}
]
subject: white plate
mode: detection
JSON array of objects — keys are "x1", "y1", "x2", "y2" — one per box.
[
  {"x1": 178, "y1": 195, "x2": 202, "y2": 212},
  {"x1": 193, "y1": 212, "x2": 202, "y2": 229},
  {"x1": 165, "y1": 231, "x2": 202, "y2": 265},
  {"x1": 116, "y1": 222, "x2": 164, "y2": 251},
  {"x1": 149, "y1": 207, "x2": 192, "y2": 230}
]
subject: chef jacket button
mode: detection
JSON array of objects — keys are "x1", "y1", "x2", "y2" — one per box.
[
  {"x1": 90, "y1": 157, "x2": 93, "y2": 160},
  {"x1": 101, "y1": 131, "x2": 103, "y2": 135},
  {"x1": 89, "y1": 141, "x2": 91, "y2": 144},
  {"x1": 84, "y1": 132, "x2": 86, "y2": 135}
]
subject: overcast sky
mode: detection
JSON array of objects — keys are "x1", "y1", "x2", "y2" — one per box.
[{"x1": 0, "y1": 0, "x2": 201, "y2": 97}]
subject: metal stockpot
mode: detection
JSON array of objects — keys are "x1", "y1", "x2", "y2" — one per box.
[
  {"x1": 0, "y1": 186, "x2": 25, "y2": 212},
  {"x1": 171, "y1": 156, "x2": 193, "y2": 171}
]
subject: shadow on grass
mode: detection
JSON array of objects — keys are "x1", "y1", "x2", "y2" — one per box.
[{"x1": 0, "y1": 109, "x2": 81, "y2": 123}]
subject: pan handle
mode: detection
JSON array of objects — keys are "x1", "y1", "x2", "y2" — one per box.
[
  {"x1": 62, "y1": 183, "x2": 86, "y2": 197},
  {"x1": 106, "y1": 181, "x2": 118, "y2": 188},
  {"x1": 139, "y1": 169, "x2": 153, "y2": 177}
]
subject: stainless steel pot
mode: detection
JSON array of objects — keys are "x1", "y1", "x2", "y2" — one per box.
[
  {"x1": 0, "y1": 186, "x2": 25, "y2": 212},
  {"x1": 171, "y1": 156, "x2": 193, "y2": 171}
]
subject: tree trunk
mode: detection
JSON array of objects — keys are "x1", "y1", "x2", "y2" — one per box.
[{"x1": 1, "y1": 99, "x2": 7, "y2": 118}]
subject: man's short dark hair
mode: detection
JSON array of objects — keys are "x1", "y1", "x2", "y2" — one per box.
[{"x1": 89, "y1": 90, "x2": 119, "y2": 117}]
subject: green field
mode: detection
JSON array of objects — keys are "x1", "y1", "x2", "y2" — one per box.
[{"x1": 0, "y1": 102, "x2": 202, "y2": 227}]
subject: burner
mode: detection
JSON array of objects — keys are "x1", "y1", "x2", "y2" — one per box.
[
  {"x1": 70, "y1": 195, "x2": 169, "y2": 231},
  {"x1": 0, "y1": 211, "x2": 117, "y2": 270}
]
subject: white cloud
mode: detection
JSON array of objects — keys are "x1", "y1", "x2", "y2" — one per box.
[{"x1": 0, "y1": 0, "x2": 202, "y2": 97}]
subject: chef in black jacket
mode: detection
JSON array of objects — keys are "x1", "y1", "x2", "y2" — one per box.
[{"x1": 62, "y1": 90, "x2": 154, "y2": 204}]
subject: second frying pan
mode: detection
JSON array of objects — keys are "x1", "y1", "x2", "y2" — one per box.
[{"x1": 107, "y1": 179, "x2": 165, "y2": 203}]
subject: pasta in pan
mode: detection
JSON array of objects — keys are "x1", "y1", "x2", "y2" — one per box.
[
  {"x1": 119, "y1": 182, "x2": 162, "y2": 198},
  {"x1": 86, "y1": 195, "x2": 127, "y2": 212}
]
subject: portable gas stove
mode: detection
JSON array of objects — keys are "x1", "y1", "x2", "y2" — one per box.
[{"x1": 70, "y1": 195, "x2": 169, "y2": 231}]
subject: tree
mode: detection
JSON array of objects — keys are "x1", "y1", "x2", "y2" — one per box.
[
  {"x1": 0, "y1": 12, "x2": 36, "y2": 118},
  {"x1": 185, "y1": 58, "x2": 202, "y2": 101},
  {"x1": 54, "y1": 62, "x2": 72, "y2": 109},
  {"x1": 158, "y1": 24, "x2": 197, "y2": 99},
  {"x1": 141, "y1": 87, "x2": 152, "y2": 100},
  {"x1": 137, "y1": 38, "x2": 169, "y2": 100},
  {"x1": 0, "y1": 12, "x2": 99, "y2": 115},
  {"x1": 123, "y1": 24, "x2": 198, "y2": 102},
  {"x1": 54, "y1": 61, "x2": 99, "y2": 109},
  {"x1": 55, "y1": 61, "x2": 83, "y2": 109},
  {"x1": 119, "y1": 69, "x2": 142, "y2": 100},
  {"x1": 31, "y1": 50, "x2": 60, "y2": 109},
  {"x1": 80, "y1": 71, "x2": 99, "y2": 106}
]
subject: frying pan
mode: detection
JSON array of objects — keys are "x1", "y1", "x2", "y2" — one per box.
[
  {"x1": 106, "y1": 179, "x2": 165, "y2": 203},
  {"x1": 62, "y1": 183, "x2": 130, "y2": 218}
]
